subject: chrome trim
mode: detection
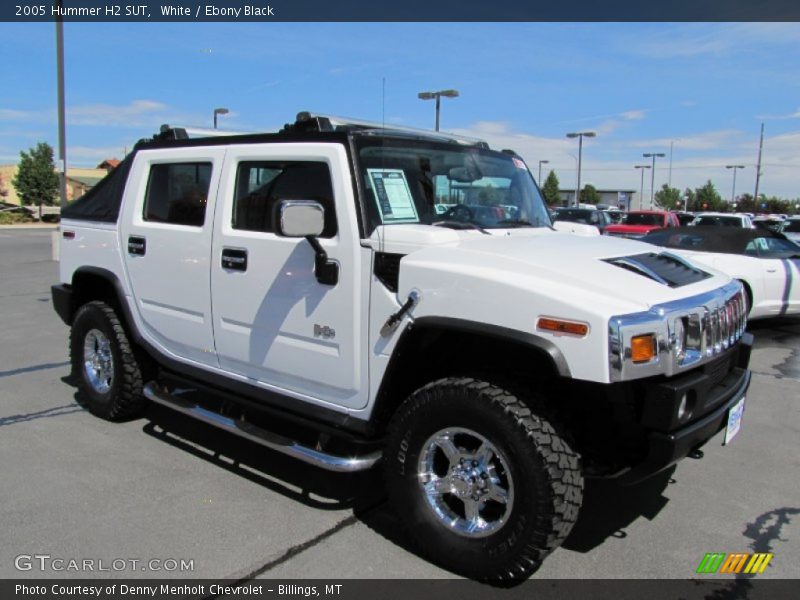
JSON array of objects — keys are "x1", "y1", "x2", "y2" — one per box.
[
  {"x1": 143, "y1": 383, "x2": 382, "y2": 473},
  {"x1": 609, "y1": 280, "x2": 747, "y2": 382}
]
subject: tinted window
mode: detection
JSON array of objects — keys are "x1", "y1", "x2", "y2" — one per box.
[
  {"x1": 144, "y1": 162, "x2": 211, "y2": 227},
  {"x1": 746, "y1": 236, "x2": 800, "y2": 258},
  {"x1": 233, "y1": 161, "x2": 337, "y2": 237}
]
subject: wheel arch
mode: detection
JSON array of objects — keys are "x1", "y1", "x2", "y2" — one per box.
[{"x1": 369, "y1": 317, "x2": 570, "y2": 434}]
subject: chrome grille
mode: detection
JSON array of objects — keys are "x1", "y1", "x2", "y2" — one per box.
[{"x1": 702, "y1": 289, "x2": 747, "y2": 358}]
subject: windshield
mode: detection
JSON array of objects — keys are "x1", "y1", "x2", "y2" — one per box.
[
  {"x1": 783, "y1": 220, "x2": 800, "y2": 233},
  {"x1": 554, "y1": 209, "x2": 600, "y2": 225},
  {"x1": 694, "y1": 215, "x2": 743, "y2": 227},
  {"x1": 623, "y1": 212, "x2": 664, "y2": 226},
  {"x1": 355, "y1": 136, "x2": 551, "y2": 232}
]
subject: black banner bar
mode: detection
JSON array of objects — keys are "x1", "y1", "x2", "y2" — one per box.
[
  {"x1": 4, "y1": 0, "x2": 800, "y2": 23},
  {"x1": 3, "y1": 579, "x2": 800, "y2": 600}
]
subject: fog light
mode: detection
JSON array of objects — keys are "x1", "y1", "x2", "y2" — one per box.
[
  {"x1": 677, "y1": 393, "x2": 688, "y2": 421},
  {"x1": 677, "y1": 390, "x2": 696, "y2": 422}
]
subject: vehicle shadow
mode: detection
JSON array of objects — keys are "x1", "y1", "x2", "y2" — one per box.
[
  {"x1": 141, "y1": 402, "x2": 386, "y2": 513},
  {"x1": 561, "y1": 467, "x2": 675, "y2": 553},
  {"x1": 141, "y1": 399, "x2": 678, "y2": 572}
]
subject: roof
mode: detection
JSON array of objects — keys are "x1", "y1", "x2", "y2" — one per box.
[{"x1": 642, "y1": 226, "x2": 785, "y2": 254}]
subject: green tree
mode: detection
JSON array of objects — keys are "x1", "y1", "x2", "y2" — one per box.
[
  {"x1": 541, "y1": 170, "x2": 561, "y2": 206},
  {"x1": 579, "y1": 183, "x2": 601, "y2": 204},
  {"x1": 682, "y1": 187, "x2": 696, "y2": 212},
  {"x1": 12, "y1": 142, "x2": 59, "y2": 219},
  {"x1": 654, "y1": 184, "x2": 681, "y2": 210},
  {"x1": 694, "y1": 180, "x2": 725, "y2": 212}
]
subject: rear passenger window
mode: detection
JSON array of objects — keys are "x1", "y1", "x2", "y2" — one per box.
[
  {"x1": 144, "y1": 162, "x2": 211, "y2": 227},
  {"x1": 233, "y1": 161, "x2": 337, "y2": 238}
]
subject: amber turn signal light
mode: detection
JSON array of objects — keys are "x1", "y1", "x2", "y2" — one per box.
[
  {"x1": 537, "y1": 317, "x2": 589, "y2": 337},
  {"x1": 631, "y1": 334, "x2": 657, "y2": 363}
]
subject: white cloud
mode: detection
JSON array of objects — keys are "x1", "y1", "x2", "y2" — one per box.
[
  {"x1": 621, "y1": 110, "x2": 647, "y2": 121},
  {"x1": 756, "y1": 107, "x2": 800, "y2": 121},
  {"x1": 448, "y1": 121, "x2": 800, "y2": 199}
]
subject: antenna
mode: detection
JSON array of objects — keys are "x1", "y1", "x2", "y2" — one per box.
[{"x1": 382, "y1": 77, "x2": 386, "y2": 132}]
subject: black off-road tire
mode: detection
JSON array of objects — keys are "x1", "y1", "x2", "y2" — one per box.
[
  {"x1": 70, "y1": 301, "x2": 147, "y2": 421},
  {"x1": 384, "y1": 377, "x2": 583, "y2": 583}
]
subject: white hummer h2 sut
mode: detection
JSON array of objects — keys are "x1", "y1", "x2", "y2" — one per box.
[{"x1": 52, "y1": 113, "x2": 752, "y2": 582}]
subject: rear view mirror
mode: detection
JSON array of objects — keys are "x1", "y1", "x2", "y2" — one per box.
[
  {"x1": 275, "y1": 200, "x2": 325, "y2": 238},
  {"x1": 274, "y1": 199, "x2": 338, "y2": 286}
]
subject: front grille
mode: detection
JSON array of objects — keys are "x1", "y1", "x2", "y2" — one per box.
[{"x1": 702, "y1": 289, "x2": 747, "y2": 357}]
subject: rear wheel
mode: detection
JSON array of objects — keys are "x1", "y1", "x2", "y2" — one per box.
[
  {"x1": 70, "y1": 301, "x2": 147, "y2": 420},
  {"x1": 384, "y1": 377, "x2": 583, "y2": 582}
]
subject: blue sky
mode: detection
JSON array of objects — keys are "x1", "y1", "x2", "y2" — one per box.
[{"x1": 1, "y1": 22, "x2": 799, "y2": 199}]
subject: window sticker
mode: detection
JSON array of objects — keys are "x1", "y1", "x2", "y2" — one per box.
[{"x1": 367, "y1": 169, "x2": 420, "y2": 223}]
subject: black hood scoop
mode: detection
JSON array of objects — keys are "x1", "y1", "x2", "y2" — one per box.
[{"x1": 604, "y1": 252, "x2": 711, "y2": 287}]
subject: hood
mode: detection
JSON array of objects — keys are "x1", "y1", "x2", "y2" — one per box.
[{"x1": 395, "y1": 228, "x2": 730, "y2": 317}]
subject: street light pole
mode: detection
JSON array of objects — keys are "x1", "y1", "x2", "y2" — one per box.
[
  {"x1": 725, "y1": 165, "x2": 745, "y2": 205},
  {"x1": 538, "y1": 159, "x2": 550, "y2": 184},
  {"x1": 417, "y1": 89, "x2": 459, "y2": 132},
  {"x1": 635, "y1": 165, "x2": 651, "y2": 211},
  {"x1": 213, "y1": 107, "x2": 229, "y2": 129},
  {"x1": 643, "y1": 152, "x2": 666, "y2": 209},
  {"x1": 55, "y1": 1, "x2": 67, "y2": 209},
  {"x1": 567, "y1": 131, "x2": 596, "y2": 207}
]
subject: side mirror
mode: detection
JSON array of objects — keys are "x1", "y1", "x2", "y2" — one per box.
[
  {"x1": 274, "y1": 200, "x2": 338, "y2": 286},
  {"x1": 275, "y1": 200, "x2": 325, "y2": 238}
]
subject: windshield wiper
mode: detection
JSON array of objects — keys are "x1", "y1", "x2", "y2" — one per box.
[
  {"x1": 432, "y1": 220, "x2": 490, "y2": 235},
  {"x1": 496, "y1": 219, "x2": 535, "y2": 228}
]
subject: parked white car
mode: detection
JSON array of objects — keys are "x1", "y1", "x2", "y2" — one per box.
[
  {"x1": 691, "y1": 212, "x2": 754, "y2": 228},
  {"x1": 643, "y1": 226, "x2": 800, "y2": 319}
]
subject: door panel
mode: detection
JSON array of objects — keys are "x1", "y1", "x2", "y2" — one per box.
[
  {"x1": 120, "y1": 148, "x2": 226, "y2": 367},
  {"x1": 211, "y1": 144, "x2": 367, "y2": 409}
]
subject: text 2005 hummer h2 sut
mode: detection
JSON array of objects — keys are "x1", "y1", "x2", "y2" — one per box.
[{"x1": 52, "y1": 113, "x2": 751, "y2": 581}]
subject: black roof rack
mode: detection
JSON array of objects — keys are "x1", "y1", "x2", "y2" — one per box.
[{"x1": 141, "y1": 112, "x2": 491, "y2": 150}]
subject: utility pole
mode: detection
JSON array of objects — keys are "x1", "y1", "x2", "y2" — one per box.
[
  {"x1": 753, "y1": 123, "x2": 764, "y2": 212},
  {"x1": 56, "y1": 1, "x2": 67, "y2": 208}
]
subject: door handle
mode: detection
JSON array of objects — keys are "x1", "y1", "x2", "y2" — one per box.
[
  {"x1": 127, "y1": 236, "x2": 146, "y2": 256},
  {"x1": 221, "y1": 248, "x2": 248, "y2": 272}
]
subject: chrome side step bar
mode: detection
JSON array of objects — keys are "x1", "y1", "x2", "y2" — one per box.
[{"x1": 143, "y1": 382, "x2": 382, "y2": 473}]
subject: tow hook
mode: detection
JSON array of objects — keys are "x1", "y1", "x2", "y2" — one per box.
[
  {"x1": 380, "y1": 290, "x2": 420, "y2": 336},
  {"x1": 688, "y1": 448, "x2": 704, "y2": 459}
]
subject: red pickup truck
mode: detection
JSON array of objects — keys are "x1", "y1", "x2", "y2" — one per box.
[{"x1": 604, "y1": 210, "x2": 679, "y2": 239}]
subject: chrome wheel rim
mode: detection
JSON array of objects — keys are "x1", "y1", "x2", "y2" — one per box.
[
  {"x1": 83, "y1": 329, "x2": 114, "y2": 394},
  {"x1": 418, "y1": 427, "x2": 514, "y2": 538}
]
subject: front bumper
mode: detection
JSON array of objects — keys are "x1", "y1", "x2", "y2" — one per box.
[{"x1": 615, "y1": 332, "x2": 752, "y2": 485}]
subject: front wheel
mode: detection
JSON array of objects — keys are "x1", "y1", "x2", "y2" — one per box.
[
  {"x1": 384, "y1": 378, "x2": 583, "y2": 582},
  {"x1": 70, "y1": 301, "x2": 147, "y2": 421}
]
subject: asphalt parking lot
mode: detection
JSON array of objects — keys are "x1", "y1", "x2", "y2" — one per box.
[{"x1": 1, "y1": 228, "x2": 798, "y2": 583}]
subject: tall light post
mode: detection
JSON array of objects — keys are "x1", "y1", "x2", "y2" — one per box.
[
  {"x1": 213, "y1": 107, "x2": 229, "y2": 129},
  {"x1": 567, "y1": 131, "x2": 596, "y2": 207},
  {"x1": 417, "y1": 89, "x2": 459, "y2": 131},
  {"x1": 643, "y1": 152, "x2": 665, "y2": 209},
  {"x1": 726, "y1": 165, "x2": 745, "y2": 205},
  {"x1": 668, "y1": 139, "x2": 680, "y2": 188},
  {"x1": 634, "y1": 165, "x2": 651, "y2": 211},
  {"x1": 538, "y1": 159, "x2": 550, "y2": 184},
  {"x1": 55, "y1": 1, "x2": 67, "y2": 208}
]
